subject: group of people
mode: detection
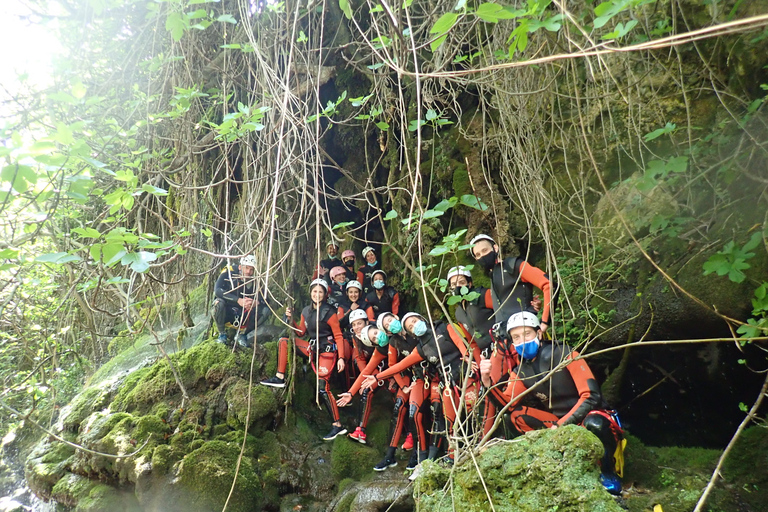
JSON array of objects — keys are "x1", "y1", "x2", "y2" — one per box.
[{"x1": 212, "y1": 237, "x2": 624, "y2": 495}]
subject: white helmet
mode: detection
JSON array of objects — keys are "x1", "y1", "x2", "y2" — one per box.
[
  {"x1": 326, "y1": 241, "x2": 339, "y2": 249},
  {"x1": 376, "y1": 312, "x2": 397, "y2": 333},
  {"x1": 400, "y1": 312, "x2": 425, "y2": 327},
  {"x1": 506, "y1": 312, "x2": 540, "y2": 334},
  {"x1": 349, "y1": 309, "x2": 368, "y2": 324},
  {"x1": 240, "y1": 255, "x2": 257, "y2": 268},
  {"x1": 447, "y1": 266, "x2": 472, "y2": 281},
  {"x1": 309, "y1": 278, "x2": 329, "y2": 292},
  {"x1": 372, "y1": 269, "x2": 387, "y2": 280},
  {"x1": 346, "y1": 280, "x2": 363, "y2": 292},
  {"x1": 468, "y1": 234, "x2": 495, "y2": 257},
  {"x1": 362, "y1": 246, "x2": 376, "y2": 258},
  {"x1": 359, "y1": 325, "x2": 375, "y2": 347}
]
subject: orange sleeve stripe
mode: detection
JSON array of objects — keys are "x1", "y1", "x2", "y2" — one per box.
[
  {"x1": 519, "y1": 262, "x2": 552, "y2": 324},
  {"x1": 376, "y1": 349, "x2": 423, "y2": 381}
]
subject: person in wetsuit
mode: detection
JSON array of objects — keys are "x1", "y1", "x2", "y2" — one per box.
[
  {"x1": 260, "y1": 279, "x2": 348, "y2": 441},
  {"x1": 340, "y1": 249, "x2": 364, "y2": 283},
  {"x1": 479, "y1": 311, "x2": 623, "y2": 495},
  {"x1": 365, "y1": 270, "x2": 400, "y2": 318},
  {"x1": 359, "y1": 246, "x2": 382, "y2": 295},
  {"x1": 328, "y1": 266, "x2": 348, "y2": 307},
  {"x1": 313, "y1": 241, "x2": 344, "y2": 285},
  {"x1": 211, "y1": 255, "x2": 270, "y2": 348},
  {"x1": 469, "y1": 234, "x2": 553, "y2": 333}
]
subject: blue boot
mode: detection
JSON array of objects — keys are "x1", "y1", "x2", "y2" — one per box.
[
  {"x1": 600, "y1": 472, "x2": 622, "y2": 495},
  {"x1": 216, "y1": 333, "x2": 230, "y2": 345}
]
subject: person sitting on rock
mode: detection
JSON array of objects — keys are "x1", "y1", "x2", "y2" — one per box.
[
  {"x1": 479, "y1": 311, "x2": 624, "y2": 495},
  {"x1": 341, "y1": 249, "x2": 364, "y2": 283},
  {"x1": 260, "y1": 279, "x2": 348, "y2": 441},
  {"x1": 337, "y1": 317, "x2": 410, "y2": 471},
  {"x1": 365, "y1": 270, "x2": 400, "y2": 318},
  {"x1": 358, "y1": 246, "x2": 382, "y2": 295},
  {"x1": 327, "y1": 266, "x2": 348, "y2": 307},
  {"x1": 469, "y1": 234, "x2": 553, "y2": 332},
  {"x1": 313, "y1": 241, "x2": 344, "y2": 284},
  {"x1": 212, "y1": 255, "x2": 269, "y2": 348}
]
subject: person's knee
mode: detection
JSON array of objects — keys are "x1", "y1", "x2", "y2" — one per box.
[
  {"x1": 583, "y1": 412, "x2": 611, "y2": 437},
  {"x1": 409, "y1": 402, "x2": 419, "y2": 418},
  {"x1": 393, "y1": 397, "x2": 405, "y2": 415}
]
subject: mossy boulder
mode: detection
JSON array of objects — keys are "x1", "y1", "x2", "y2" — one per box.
[
  {"x1": 225, "y1": 378, "x2": 278, "y2": 433},
  {"x1": 24, "y1": 439, "x2": 76, "y2": 498},
  {"x1": 173, "y1": 440, "x2": 262, "y2": 512},
  {"x1": 414, "y1": 426, "x2": 622, "y2": 512},
  {"x1": 330, "y1": 436, "x2": 381, "y2": 481}
]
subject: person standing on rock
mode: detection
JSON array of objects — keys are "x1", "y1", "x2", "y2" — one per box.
[
  {"x1": 358, "y1": 246, "x2": 382, "y2": 295},
  {"x1": 212, "y1": 255, "x2": 269, "y2": 348},
  {"x1": 260, "y1": 279, "x2": 348, "y2": 441},
  {"x1": 469, "y1": 234, "x2": 553, "y2": 332},
  {"x1": 479, "y1": 311, "x2": 624, "y2": 495},
  {"x1": 365, "y1": 270, "x2": 400, "y2": 319}
]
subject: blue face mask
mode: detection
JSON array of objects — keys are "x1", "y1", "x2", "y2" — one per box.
[
  {"x1": 389, "y1": 320, "x2": 402, "y2": 334},
  {"x1": 515, "y1": 338, "x2": 540, "y2": 360},
  {"x1": 413, "y1": 320, "x2": 427, "y2": 337},
  {"x1": 376, "y1": 331, "x2": 389, "y2": 346},
  {"x1": 373, "y1": 280, "x2": 385, "y2": 289},
  {"x1": 368, "y1": 260, "x2": 378, "y2": 267}
]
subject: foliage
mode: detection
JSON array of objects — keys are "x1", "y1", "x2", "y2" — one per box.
[{"x1": 702, "y1": 232, "x2": 761, "y2": 283}]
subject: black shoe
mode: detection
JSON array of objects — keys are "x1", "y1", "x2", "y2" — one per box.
[
  {"x1": 260, "y1": 376, "x2": 286, "y2": 388},
  {"x1": 373, "y1": 456, "x2": 397, "y2": 471},
  {"x1": 322, "y1": 425, "x2": 348, "y2": 441},
  {"x1": 406, "y1": 450, "x2": 419, "y2": 470}
]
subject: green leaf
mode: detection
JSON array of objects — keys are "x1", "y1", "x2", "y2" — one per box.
[
  {"x1": 643, "y1": 122, "x2": 677, "y2": 142},
  {"x1": 666, "y1": 156, "x2": 688, "y2": 174},
  {"x1": 339, "y1": 0, "x2": 353, "y2": 19},
  {"x1": 384, "y1": 210, "x2": 398, "y2": 220},
  {"x1": 422, "y1": 209, "x2": 445, "y2": 220},
  {"x1": 430, "y1": 12, "x2": 459, "y2": 51},
  {"x1": 742, "y1": 232, "x2": 762, "y2": 252},
  {"x1": 35, "y1": 252, "x2": 82, "y2": 264},
  {"x1": 1, "y1": 165, "x2": 38, "y2": 193},
  {"x1": 459, "y1": 194, "x2": 488, "y2": 210},
  {"x1": 375, "y1": 121, "x2": 389, "y2": 131},
  {"x1": 447, "y1": 295, "x2": 464, "y2": 305},
  {"x1": 332, "y1": 221, "x2": 355, "y2": 230},
  {"x1": 166, "y1": 12, "x2": 188, "y2": 41},
  {"x1": 429, "y1": 245, "x2": 452, "y2": 257},
  {"x1": 121, "y1": 251, "x2": 158, "y2": 273},
  {"x1": 102, "y1": 243, "x2": 127, "y2": 266},
  {"x1": 433, "y1": 197, "x2": 458, "y2": 212},
  {"x1": 217, "y1": 14, "x2": 237, "y2": 24},
  {"x1": 72, "y1": 227, "x2": 101, "y2": 238},
  {"x1": 142, "y1": 183, "x2": 169, "y2": 196}
]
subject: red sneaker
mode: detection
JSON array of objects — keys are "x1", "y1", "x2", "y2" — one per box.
[
  {"x1": 349, "y1": 427, "x2": 367, "y2": 444},
  {"x1": 401, "y1": 432, "x2": 414, "y2": 451}
]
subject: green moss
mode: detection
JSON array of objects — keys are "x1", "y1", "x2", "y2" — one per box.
[
  {"x1": 452, "y1": 164, "x2": 471, "y2": 197},
  {"x1": 76, "y1": 483, "x2": 141, "y2": 512},
  {"x1": 61, "y1": 384, "x2": 115, "y2": 432},
  {"x1": 335, "y1": 489, "x2": 356, "y2": 512},
  {"x1": 176, "y1": 440, "x2": 262, "y2": 512},
  {"x1": 722, "y1": 423, "x2": 768, "y2": 510},
  {"x1": 133, "y1": 414, "x2": 171, "y2": 444},
  {"x1": 225, "y1": 378, "x2": 278, "y2": 433},
  {"x1": 151, "y1": 444, "x2": 174, "y2": 473},
  {"x1": 25, "y1": 440, "x2": 76, "y2": 497},
  {"x1": 330, "y1": 436, "x2": 379, "y2": 481},
  {"x1": 414, "y1": 426, "x2": 622, "y2": 512}
]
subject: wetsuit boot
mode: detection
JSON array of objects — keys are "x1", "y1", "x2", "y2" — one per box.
[
  {"x1": 373, "y1": 446, "x2": 397, "y2": 471},
  {"x1": 583, "y1": 413, "x2": 622, "y2": 495}
]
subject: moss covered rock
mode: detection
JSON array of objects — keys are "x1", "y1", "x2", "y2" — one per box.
[
  {"x1": 414, "y1": 426, "x2": 622, "y2": 512},
  {"x1": 330, "y1": 436, "x2": 380, "y2": 481},
  {"x1": 225, "y1": 378, "x2": 278, "y2": 433},
  {"x1": 24, "y1": 439, "x2": 76, "y2": 498}
]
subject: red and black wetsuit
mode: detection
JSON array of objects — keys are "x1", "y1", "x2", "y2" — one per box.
[
  {"x1": 489, "y1": 257, "x2": 552, "y2": 326},
  {"x1": 341, "y1": 263, "x2": 364, "y2": 284},
  {"x1": 454, "y1": 287, "x2": 495, "y2": 364},
  {"x1": 359, "y1": 261, "x2": 383, "y2": 295},
  {"x1": 328, "y1": 282, "x2": 346, "y2": 307},
  {"x1": 365, "y1": 287, "x2": 400, "y2": 319},
  {"x1": 491, "y1": 340, "x2": 601, "y2": 431},
  {"x1": 336, "y1": 297, "x2": 373, "y2": 330},
  {"x1": 276, "y1": 301, "x2": 346, "y2": 423}
]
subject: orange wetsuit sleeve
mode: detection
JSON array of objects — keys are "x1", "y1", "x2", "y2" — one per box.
[
  {"x1": 389, "y1": 345, "x2": 410, "y2": 389},
  {"x1": 337, "y1": 305, "x2": 346, "y2": 319},
  {"x1": 357, "y1": 270, "x2": 364, "y2": 283},
  {"x1": 558, "y1": 351, "x2": 601, "y2": 426},
  {"x1": 376, "y1": 349, "x2": 424, "y2": 381},
  {"x1": 392, "y1": 293, "x2": 400, "y2": 316},
  {"x1": 366, "y1": 307, "x2": 375, "y2": 321},
  {"x1": 519, "y1": 262, "x2": 552, "y2": 324},
  {"x1": 327, "y1": 313, "x2": 345, "y2": 358},
  {"x1": 501, "y1": 370, "x2": 529, "y2": 406},
  {"x1": 353, "y1": 343, "x2": 366, "y2": 372},
  {"x1": 294, "y1": 314, "x2": 307, "y2": 337},
  {"x1": 348, "y1": 350, "x2": 387, "y2": 396},
  {"x1": 484, "y1": 288, "x2": 494, "y2": 309}
]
